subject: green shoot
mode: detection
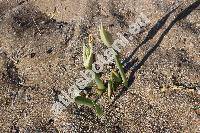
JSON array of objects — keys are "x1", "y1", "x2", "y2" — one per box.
[
  {"x1": 75, "y1": 96, "x2": 103, "y2": 117},
  {"x1": 99, "y1": 24, "x2": 128, "y2": 87}
]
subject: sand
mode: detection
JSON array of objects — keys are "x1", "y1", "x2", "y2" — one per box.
[{"x1": 0, "y1": 0, "x2": 199, "y2": 132}]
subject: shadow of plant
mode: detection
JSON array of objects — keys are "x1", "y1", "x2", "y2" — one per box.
[{"x1": 112, "y1": 0, "x2": 200, "y2": 104}]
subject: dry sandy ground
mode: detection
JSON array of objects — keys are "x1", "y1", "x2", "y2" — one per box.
[{"x1": 0, "y1": 0, "x2": 199, "y2": 132}]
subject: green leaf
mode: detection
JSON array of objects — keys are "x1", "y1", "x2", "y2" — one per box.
[
  {"x1": 83, "y1": 44, "x2": 93, "y2": 69},
  {"x1": 94, "y1": 73, "x2": 106, "y2": 91},
  {"x1": 75, "y1": 96, "x2": 94, "y2": 107},
  {"x1": 99, "y1": 23, "x2": 113, "y2": 47},
  {"x1": 114, "y1": 55, "x2": 128, "y2": 87},
  {"x1": 75, "y1": 96, "x2": 104, "y2": 117},
  {"x1": 94, "y1": 103, "x2": 104, "y2": 117}
]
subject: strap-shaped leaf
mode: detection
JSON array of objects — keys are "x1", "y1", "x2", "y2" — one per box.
[
  {"x1": 94, "y1": 103, "x2": 104, "y2": 117},
  {"x1": 75, "y1": 96, "x2": 104, "y2": 117},
  {"x1": 94, "y1": 73, "x2": 106, "y2": 91},
  {"x1": 114, "y1": 55, "x2": 128, "y2": 87},
  {"x1": 75, "y1": 96, "x2": 94, "y2": 107},
  {"x1": 83, "y1": 44, "x2": 93, "y2": 69},
  {"x1": 99, "y1": 23, "x2": 113, "y2": 47}
]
